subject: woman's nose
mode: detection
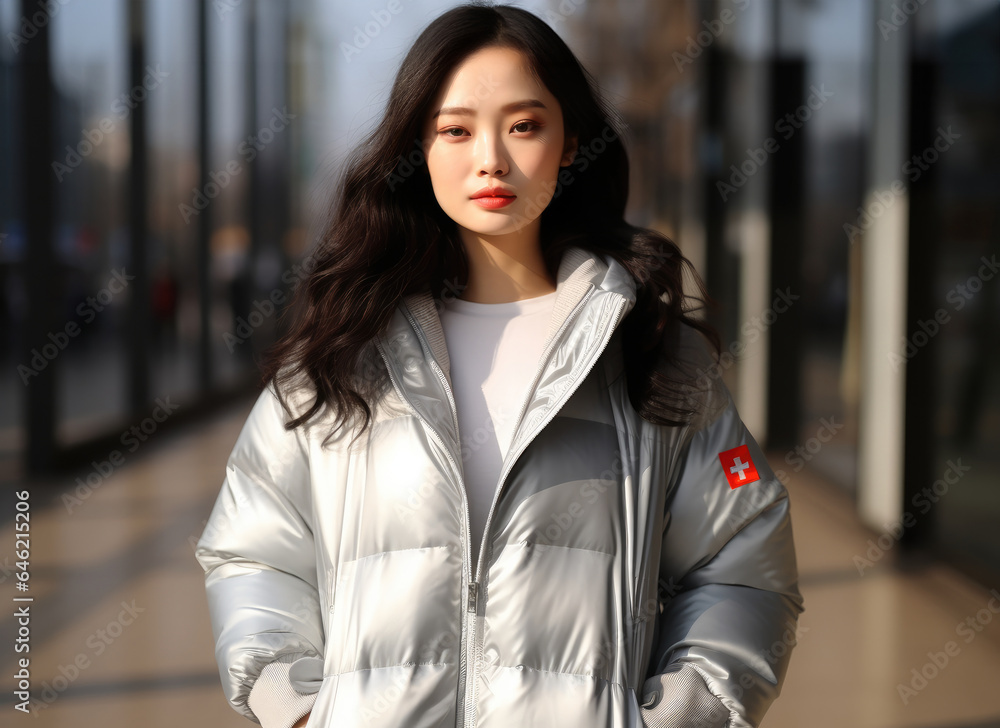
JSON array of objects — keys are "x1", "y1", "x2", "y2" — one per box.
[{"x1": 476, "y1": 133, "x2": 508, "y2": 177}]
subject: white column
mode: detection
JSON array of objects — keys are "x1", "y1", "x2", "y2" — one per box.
[
  {"x1": 736, "y1": 208, "x2": 771, "y2": 444},
  {"x1": 857, "y1": 0, "x2": 910, "y2": 530}
]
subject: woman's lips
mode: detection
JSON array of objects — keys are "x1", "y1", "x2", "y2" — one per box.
[{"x1": 472, "y1": 195, "x2": 516, "y2": 209}]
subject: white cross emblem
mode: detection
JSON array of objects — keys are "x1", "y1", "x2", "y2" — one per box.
[{"x1": 730, "y1": 457, "x2": 750, "y2": 480}]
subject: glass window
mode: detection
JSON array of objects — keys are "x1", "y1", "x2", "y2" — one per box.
[
  {"x1": 923, "y1": 0, "x2": 1000, "y2": 577},
  {"x1": 147, "y1": 0, "x2": 200, "y2": 401},
  {"x1": 207, "y1": 0, "x2": 252, "y2": 385},
  {"x1": 796, "y1": 0, "x2": 869, "y2": 491},
  {"x1": 50, "y1": 0, "x2": 129, "y2": 443},
  {"x1": 241, "y1": 0, "x2": 292, "y2": 358},
  {"x1": 0, "y1": 0, "x2": 23, "y2": 450}
]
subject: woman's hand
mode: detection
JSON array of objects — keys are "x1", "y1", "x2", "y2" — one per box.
[
  {"x1": 292, "y1": 712, "x2": 311, "y2": 728},
  {"x1": 639, "y1": 667, "x2": 728, "y2": 728}
]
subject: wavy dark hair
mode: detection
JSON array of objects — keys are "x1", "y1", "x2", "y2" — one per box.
[{"x1": 263, "y1": 2, "x2": 720, "y2": 445}]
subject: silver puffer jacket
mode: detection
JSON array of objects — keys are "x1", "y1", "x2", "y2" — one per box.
[{"x1": 195, "y1": 246, "x2": 804, "y2": 728}]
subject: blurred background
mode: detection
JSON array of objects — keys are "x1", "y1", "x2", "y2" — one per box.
[{"x1": 0, "y1": 0, "x2": 998, "y2": 725}]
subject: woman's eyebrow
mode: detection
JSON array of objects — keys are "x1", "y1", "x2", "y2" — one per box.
[{"x1": 431, "y1": 99, "x2": 547, "y2": 119}]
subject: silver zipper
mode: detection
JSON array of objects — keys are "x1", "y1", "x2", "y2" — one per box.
[
  {"x1": 382, "y1": 291, "x2": 629, "y2": 728},
  {"x1": 467, "y1": 292, "x2": 629, "y2": 727},
  {"x1": 470, "y1": 285, "x2": 593, "y2": 585},
  {"x1": 397, "y1": 305, "x2": 483, "y2": 728},
  {"x1": 468, "y1": 582, "x2": 478, "y2": 613}
]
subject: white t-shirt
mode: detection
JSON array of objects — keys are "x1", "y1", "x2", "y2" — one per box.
[{"x1": 438, "y1": 289, "x2": 558, "y2": 570}]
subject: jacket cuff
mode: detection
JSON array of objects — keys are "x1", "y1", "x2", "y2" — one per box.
[
  {"x1": 247, "y1": 654, "x2": 319, "y2": 728},
  {"x1": 639, "y1": 664, "x2": 730, "y2": 728}
]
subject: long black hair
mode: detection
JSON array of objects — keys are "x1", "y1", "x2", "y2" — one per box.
[{"x1": 263, "y1": 2, "x2": 719, "y2": 445}]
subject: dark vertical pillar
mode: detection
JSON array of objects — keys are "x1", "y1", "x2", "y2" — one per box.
[
  {"x1": 765, "y1": 55, "x2": 805, "y2": 449},
  {"x1": 278, "y1": 4, "x2": 298, "y2": 270},
  {"x1": 242, "y1": 0, "x2": 259, "y2": 361},
  {"x1": 127, "y1": 0, "x2": 150, "y2": 411},
  {"x1": 21, "y1": 0, "x2": 56, "y2": 473},
  {"x1": 278, "y1": 2, "x2": 293, "y2": 278},
  {"x1": 901, "y1": 56, "x2": 938, "y2": 549},
  {"x1": 197, "y1": 0, "x2": 212, "y2": 388}
]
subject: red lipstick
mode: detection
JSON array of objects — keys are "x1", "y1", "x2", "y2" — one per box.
[
  {"x1": 473, "y1": 196, "x2": 516, "y2": 209},
  {"x1": 471, "y1": 186, "x2": 516, "y2": 209}
]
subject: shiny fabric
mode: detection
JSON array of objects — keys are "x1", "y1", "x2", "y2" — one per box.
[{"x1": 195, "y1": 246, "x2": 804, "y2": 728}]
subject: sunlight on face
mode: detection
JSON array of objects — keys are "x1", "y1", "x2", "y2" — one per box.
[{"x1": 422, "y1": 46, "x2": 577, "y2": 246}]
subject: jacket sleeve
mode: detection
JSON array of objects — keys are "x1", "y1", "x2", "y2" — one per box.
[
  {"x1": 641, "y1": 376, "x2": 805, "y2": 728},
  {"x1": 194, "y1": 384, "x2": 325, "y2": 726}
]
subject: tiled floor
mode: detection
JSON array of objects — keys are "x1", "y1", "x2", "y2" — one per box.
[{"x1": 1, "y1": 398, "x2": 998, "y2": 727}]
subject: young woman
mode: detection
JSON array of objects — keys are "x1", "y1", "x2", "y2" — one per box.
[{"x1": 195, "y1": 4, "x2": 804, "y2": 728}]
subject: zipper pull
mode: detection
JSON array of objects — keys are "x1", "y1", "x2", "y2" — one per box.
[{"x1": 467, "y1": 582, "x2": 478, "y2": 613}]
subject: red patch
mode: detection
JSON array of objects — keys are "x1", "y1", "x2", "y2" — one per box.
[{"x1": 718, "y1": 445, "x2": 760, "y2": 489}]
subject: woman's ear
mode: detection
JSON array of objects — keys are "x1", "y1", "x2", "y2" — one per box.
[{"x1": 561, "y1": 134, "x2": 578, "y2": 167}]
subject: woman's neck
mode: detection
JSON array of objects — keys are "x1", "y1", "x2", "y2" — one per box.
[{"x1": 457, "y1": 224, "x2": 556, "y2": 303}]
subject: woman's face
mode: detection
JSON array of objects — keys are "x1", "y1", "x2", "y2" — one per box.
[{"x1": 422, "y1": 46, "x2": 577, "y2": 244}]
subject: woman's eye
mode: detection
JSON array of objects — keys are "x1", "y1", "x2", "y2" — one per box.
[{"x1": 437, "y1": 122, "x2": 538, "y2": 137}]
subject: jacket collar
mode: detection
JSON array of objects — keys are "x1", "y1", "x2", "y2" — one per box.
[
  {"x1": 375, "y1": 246, "x2": 638, "y2": 470},
  {"x1": 398, "y1": 245, "x2": 638, "y2": 382}
]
